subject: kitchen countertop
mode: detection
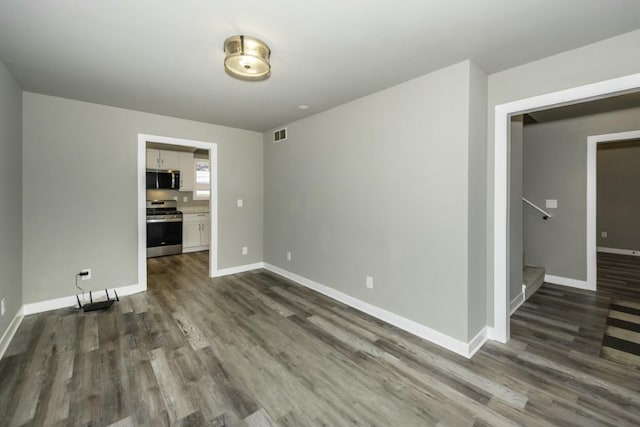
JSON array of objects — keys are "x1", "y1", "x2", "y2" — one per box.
[{"x1": 180, "y1": 206, "x2": 210, "y2": 214}]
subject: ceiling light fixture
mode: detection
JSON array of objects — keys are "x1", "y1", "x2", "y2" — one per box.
[{"x1": 224, "y1": 35, "x2": 271, "y2": 81}]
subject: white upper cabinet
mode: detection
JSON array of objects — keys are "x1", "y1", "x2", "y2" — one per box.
[
  {"x1": 179, "y1": 152, "x2": 194, "y2": 191},
  {"x1": 146, "y1": 149, "x2": 180, "y2": 170}
]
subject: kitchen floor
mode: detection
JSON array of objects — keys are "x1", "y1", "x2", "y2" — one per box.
[{"x1": 1, "y1": 252, "x2": 640, "y2": 426}]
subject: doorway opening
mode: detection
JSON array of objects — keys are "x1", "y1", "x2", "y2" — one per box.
[
  {"x1": 588, "y1": 130, "x2": 640, "y2": 280},
  {"x1": 137, "y1": 133, "x2": 218, "y2": 291},
  {"x1": 493, "y1": 73, "x2": 640, "y2": 343}
]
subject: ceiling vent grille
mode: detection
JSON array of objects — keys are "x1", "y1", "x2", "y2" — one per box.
[{"x1": 273, "y1": 128, "x2": 287, "y2": 142}]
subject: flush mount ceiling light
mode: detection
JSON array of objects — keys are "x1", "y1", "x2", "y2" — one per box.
[{"x1": 224, "y1": 35, "x2": 271, "y2": 81}]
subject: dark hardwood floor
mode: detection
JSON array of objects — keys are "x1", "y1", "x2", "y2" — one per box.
[{"x1": 1, "y1": 251, "x2": 640, "y2": 426}]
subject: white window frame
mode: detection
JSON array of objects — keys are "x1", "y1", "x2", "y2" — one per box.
[{"x1": 193, "y1": 158, "x2": 210, "y2": 200}]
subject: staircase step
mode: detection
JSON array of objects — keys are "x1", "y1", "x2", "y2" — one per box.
[{"x1": 523, "y1": 265, "x2": 545, "y2": 299}]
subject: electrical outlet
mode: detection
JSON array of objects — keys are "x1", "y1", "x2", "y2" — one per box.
[
  {"x1": 1, "y1": 298, "x2": 5, "y2": 316},
  {"x1": 81, "y1": 268, "x2": 91, "y2": 280},
  {"x1": 601, "y1": 231, "x2": 608, "y2": 238},
  {"x1": 366, "y1": 276, "x2": 374, "y2": 289},
  {"x1": 287, "y1": 251, "x2": 292, "y2": 261},
  {"x1": 237, "y1": 199, "x2": 243, "y2": 208},
  {"x1": 242, "y1": 246, "x2": 248, "y2": 255},
  {"x1": 183, "y1": 196, "x2": 188, "y2": 203}
]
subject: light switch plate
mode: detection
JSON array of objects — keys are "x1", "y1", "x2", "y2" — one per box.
[{"x1": 546, "y1": 199, "x2": 558, "y2": 209}]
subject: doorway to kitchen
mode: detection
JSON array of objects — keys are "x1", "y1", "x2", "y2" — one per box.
[{"x1": 137, "y1": 134, "x2": 218, "y2": 290}]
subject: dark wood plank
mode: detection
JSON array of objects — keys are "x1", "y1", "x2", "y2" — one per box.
[{"x1": 1, "y1": 250, "x2": 640, "y2": 426}]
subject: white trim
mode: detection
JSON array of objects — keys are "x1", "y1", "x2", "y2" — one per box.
[
  {"x1": 137, "y1": 138, "x2": 147, "y2": 292},
  {"x1": 510, "y1": 285, "x2": 525, "y2": 315},
  {"x1": 138, "y1": 134, "x2": 219, "y2": 278},
  {"x1": 0, "y1": 307, "x2": 24, "y2": 361},
  {"x1": 213, "y1": 262, "x2": 265, "y2": 277},
  {"x1": 544, "y1": 274, "x2": 593, "y2": 291},
  {"x1": 587, "y1": 130, "x2": 640, "y2": 289},
  {"x1": 597, "y1": 246, "x2": 640, "y2": 257},
  {"x1": 23, "y1": 283, "x2": 146, "y2": 315},
  {"x1": 467, "y1": 327, "x2": 490, "y2": 358},
  {"x1": 493, "y1": 72, "x2": 640, "y2": 344},
  {"x1": 485, "y1": 326, "x2": 497, "y2": 341},
  {"x1": 264, "y1": 263, "x2": 484, "y2": 358}
]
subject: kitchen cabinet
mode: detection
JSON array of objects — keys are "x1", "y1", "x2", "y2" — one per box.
[
  {"x1": 179, "y1": 152, "x2": 194, "y2": 191},
  {"x1": 146, "y1": 149, "x2": 180, "y2": 170},
  {"x1": 183, "y1": 213, "x2": 210, "y2": 252}
]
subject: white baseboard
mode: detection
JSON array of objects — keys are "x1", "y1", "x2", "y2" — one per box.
[
  {"x1": 263, "y1": 263, "x2": 483, "y2": 358},
  {"x1": 213, "y1": 262, "x2": 265, "y2": 278},
  {"x1": 510, "y1": 285, "x2": 526, "y2": 315},
  {"x1": 597, "y1": 246, "x2": 640, "y2": 257},
  {"x1": 23, "y1": 283, "x2": 146, "y2": 316},
  {"x1": 467, "y1": 327, "x2": 490, "y2": 357},
  {"x1": 544, "y1": 274, "x2": 595, "y2": 291},
  {"x1": 485, "y1": 326, "x2": 498, "y2": 342},
  {"x1": 0, "y1": 307, "x2": 24, "y2": 361}
]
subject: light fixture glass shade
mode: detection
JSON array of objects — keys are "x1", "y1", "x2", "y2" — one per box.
[{"x1": 224, "y1": 35, "x2": 271, "y2": 80}]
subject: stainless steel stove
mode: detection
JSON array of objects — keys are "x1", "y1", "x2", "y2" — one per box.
[{"x1": 146, "y1": 200, "x2": 183, "y2": 257}]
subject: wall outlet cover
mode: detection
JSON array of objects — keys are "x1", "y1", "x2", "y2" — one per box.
[
  {"x1": 366, "y1": 276, "x2": 374, "y2": 289},
  {"x1": 237, "y1": 199, "x2": 243, "y2": 208},
  {"x1": 601, "y1": 231, "x2": 608, "y2": 238},
  {"x1": 1, "y1": 297, "x2": 5, "y2": 316},
  {"x1": 287, "y1": 251, "x2": 292, "y2": 261},
  {"x1": 81, "y1": 268, "x2": 91, "y2": 280},
  {"x1": 242, "y1": 246, "x2": 248, "y2": 255}
]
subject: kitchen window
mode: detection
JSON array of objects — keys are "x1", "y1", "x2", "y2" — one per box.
[{"x1": 193, "y1": 159, "x2": 210, "y2": 200}]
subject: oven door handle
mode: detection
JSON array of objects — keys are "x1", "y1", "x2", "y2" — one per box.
[{"x1": 146, "y1": 218, "x2": 183, "y2": 223}]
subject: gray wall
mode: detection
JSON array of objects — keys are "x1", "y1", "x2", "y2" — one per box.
[
  {"x1": 466, "y1": 61, "x2": 488, "y2": 339},
  {"x1": 509, "y1": 116, "x2": 523, "y2": 299},
  {"x1": 264, "y1": 61, "x2": 483, "y2": 342},
  {"x1": 22, "y1": 93, "x2": 263, "y2": 304},
  {"x1": 523, "y1": 107, "x2": 640, "y2": 281},
  {"x1": 597, "y1": 141, "x2": 640, "y2": 250},
  {"x1": 0, "y1": 60, "x2": 22, "y2": 337},
  {"x1": 486, "y1": 29, "x2": 640, "y2": 321}
]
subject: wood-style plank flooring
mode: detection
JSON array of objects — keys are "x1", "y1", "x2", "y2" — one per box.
[{"x1": 1, "y1": 251, "x2": 640, "y2": 426}]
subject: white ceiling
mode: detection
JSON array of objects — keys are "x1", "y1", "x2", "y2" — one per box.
[{"x1": 0, "y1": 1, "x2": 639, "y2": 132}]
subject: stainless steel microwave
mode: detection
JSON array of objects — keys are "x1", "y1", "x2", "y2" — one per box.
[{"x1": 146, "y1": 170, "x2": 180, "y2": 190}]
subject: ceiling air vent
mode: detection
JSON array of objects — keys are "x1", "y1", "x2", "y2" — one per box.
[{"x1": 273, "y1": 127, "x2": 287, "y2": 142}]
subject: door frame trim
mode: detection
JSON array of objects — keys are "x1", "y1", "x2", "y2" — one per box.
[
  {"x1": 492, "y1": 73, "x2": 640, "y2": 343},
  {"x1": 586, "y1": 129, "x2": 640, "y2": 289},
  {"x1": 138, "y1": 133, "x2": 219, "y2": 290}
]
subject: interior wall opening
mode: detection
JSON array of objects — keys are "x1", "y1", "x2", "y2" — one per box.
[{"x1": 493, "y1": 73, "x2": 640, "y2": 343}]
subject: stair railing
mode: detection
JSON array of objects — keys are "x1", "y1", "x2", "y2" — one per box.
[{"x1": 522, "y1": 197, "x2": 552, "y2": 220}]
